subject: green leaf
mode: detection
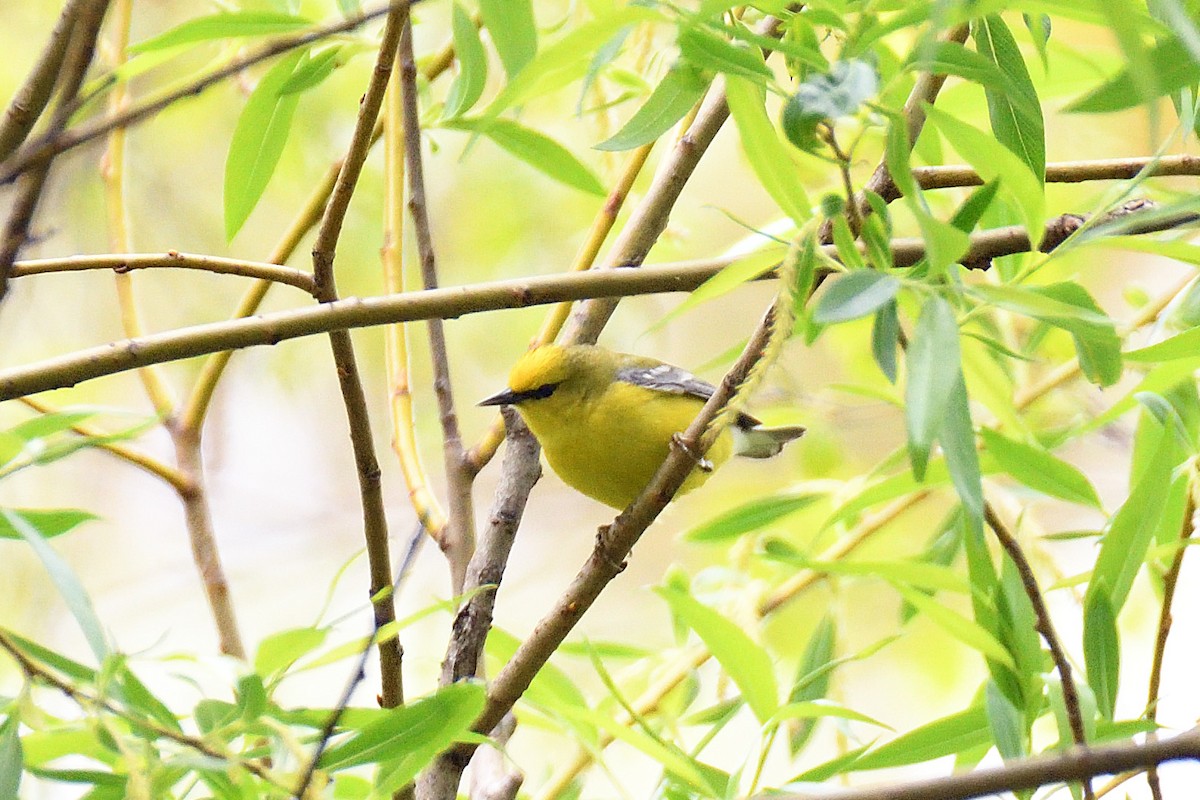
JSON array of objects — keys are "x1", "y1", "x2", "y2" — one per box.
[
  {"x1": 787, "y1": 616, "x2": 836, "y2": 754},
  {"x1": 277, "y1": 47, "x2": 342, "y2": 95},
  {"x1": 1083, "y1": 587, "x2": 1120, "y2": 720},
  {"x1": 1036, "y1": 283, "x2": 1123, "y2": 387},
  {"x1": 480, "y1": 0, "x2": 537, "y2": 77},
  {"x1": 1068, "y1": 34, "x2": 1200, "y2": 112},
  {"x1": 445, "y1": 4, "x2": 488, "y2": 118},
  {"x1": 483, "y1": 7, "x2": 661, "y2": 118},
  {"x1": 781, "y1": 60, "x2": 878, "y2": 150},
  {"x1": 922, "y1": 104, "x2": 1044, "y2": 245},
  {"x1": 4, "y1": 509, "x2": 108, "y2": 662},
  {"x1": 657, "y1": 588, "x2": 778, "y2": 724},
  {"x1": 985, "y1": 681, "x2": 1028, "y2": 761},
  {"x1": 939, "y1": 376, "x2": 984, "y2": 520},
  {"x1": 813, "y1": 272, "x2": 901, "y2": 324},
  {"x1": 486, "y1": 627, "x2": 588, "y2": 714},
  {"x1": 769, "y1": 701, "x2": 890, "y2": 730},
  {"x1": 318, "y1": 682, "x2": 485, "y2": 771},
  {"x1": 0, "y1": 508, "x2": 96, "y2": 540},
  {"x1": 224, "y1": 49, "x2": 306, "y2": 240},
  {"x1": 678, "y1": 25, "x2": 772, "y2": 81},
  {"x1": 557, "y1": 704, "x2": 727, "y2": 797},
  {"x1": 129, "y1": 11, "x2": 313, "y2": 53},
  {"x1": 915, "y1": 210, "x2": 972, "y2": 277},
  {"x1": 596, "y1": 62, "x2": 709, "y2": 151},
  {"x1": 0, "y1": 713, "x2": 21, "y2": 800},
  {"x1": 684, "y1": 491, "x2": 819, "y2": 542},
  {"x1": 978, "y1": 429, "x2": 1101, "y2": 508},
  {"x1": 443, "y1": 118, "x2": 604, "y2": 195},
  {"x1": 849, "y1": 703, "x2": 990, "y2": 772},
  {"x1": 973, "y1": 16, "x2": 1046, "y2": 181},
  {"x1": 254, "y1": 626, "x2": 329, "y2": 678},
  {"x1": 893, "y1": 583, "x2": 1015, "y2": 670},
  {"x1": 871, "y1": 300, "x2": 900, "y2": 383},
  {"x1": 968, "y1": 283, "x2": 1111, "y2": 330},
  {"x1": 1126, "y1": 325, "x2": 1200, "y2": 362},
  {"x1": 905, "y1": 295, "x2": 961, "y2": 479},
  {"x1": 725, "y1": 76, "x2": 811, "y2": 224},
  {"x1": 1089, "y1": 414, "x2": 1186, "y2": 613}
]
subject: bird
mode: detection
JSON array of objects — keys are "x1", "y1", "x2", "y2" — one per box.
[{"x1": 479, "y1": 344, "x2": 805, "y2": 509}]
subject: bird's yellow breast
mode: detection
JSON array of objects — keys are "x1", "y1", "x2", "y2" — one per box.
[{"x1": 515, "y1": 379, "x2": 733, "y2": 509}]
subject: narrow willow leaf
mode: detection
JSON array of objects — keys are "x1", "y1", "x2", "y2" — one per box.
[
  {"x1": 770, "y1": 701, "x2": 890, "y2": 730},
  {"x1": 915, "y1": 209, "x2": 972, "y2": 277},
  {"x1": 871, "y1": 300, "x2": 900, "y2": 383},
  {"x1": 0, "y1": 714, "x2": 21, "y2": 800},
  {"x1": 0, "y1": 508, "x2": 96, "y2": 540},
  {"x1": 1036, "y1": 283, "x2": 1123, "y2": 387},
  {"x1": 678, "y1": 25, "x2": 772, "y2": 80},
  {"x1": 684, "y1": 491, "x2": 819, "y2": 542},
  {"x1": 254, "y1": 627, "x2": 329, "y2": 678},
  {"x1": 788, "y1": 742, "x2": 874, "y2": 783},
  {"x1": 940, "y1": 376, "x2": 984, "y2": 520},
  {"x1": 1126, "y1": 327, "x2": 1200, "y2": 362},
  {"x1": 483, "y1": 8, "x2": 660, "y2": 118},
  {"x1": 978, "y1": 428, "x2": 1101, "y2": 507},
  {"x1": 5, "y1": 509, "x2": 108, "y2": 662},
  {"x1": 277, "y1": 47, "x2": 342, "y2": 95},
  {"x1": 443, "y1": 118, "x2": 604, "y2": 195},
  {"x1": 444, "y1": 3, "x2": 488, "y2": 118},
  {"x1": 596, "y1": 62, "x2": 709, "y2": 151},
  {"x1": 985, "y1": 681, "x2": 1028, "y2": 761},
  {"x1": 813, "y1": 272, "x2": 901, "y2": 324},
  {"x1": 129, "y1": 11, "x2": 312, "y2": 53},
  {"x1": 725, "y1": 76, "x2": 811, "y2": 224},
  {"x1": 558, "y1": 704, "x2": 727, "y2": 796},
  {"x1": 479, "y1": 0, "x2": 537, "y2": 77},
  {"x1": 847, "y1": 703, "x2": 990, "y2": 772},
  {"x1": 973, "y1": 16, "x2": 1046, "y2": 180},
  {"x1": 905, "y1": 295, "x2": 961, "y2": 479},
  {"x1": 923, "y1": 104, "x2": 1044, "y2": 245},
  {"x1": 1083, "y1": 587, "x2": 1120, "y2": 720},
  {"x1": 1089, "y1": 416, "x2": 1186, "y2": 613},
  {"x1": 318, "y1": 682, "x2": 485, "y2": 771},
  {"x1": 788, "y1": 616, "x2": 836, "y2": 754},
  {"x1": 893, "y1": 583, "x2": 1015, "y2": 669},
  {"x1": 657, "y1": 588, "x2": 778, "y2": 724},
  {"x1": 1068, "y1": 34, "x2": 1200, "y2": 112},
  {"x1": 659, "y1": 249, "x2": 784, "y2": 329},
  {"x1": 224, "y1": 49, "x2": 306, "y2": 240},
  {"x1": 968, "y1": 283, "x2": 1112, "y2": 328}
]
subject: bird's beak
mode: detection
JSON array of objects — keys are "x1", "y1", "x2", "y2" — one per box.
[{"x1": 478, "y1": 388, "x2": 519, "y2": 407}]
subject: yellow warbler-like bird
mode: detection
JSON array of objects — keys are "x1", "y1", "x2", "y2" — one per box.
[{"x1": 479, "y1": 345, "x2": 805, "y2": 509}]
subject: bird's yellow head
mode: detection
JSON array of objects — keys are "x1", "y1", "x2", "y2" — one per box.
[{"x1": 478, "y1": 345, "x2": 613, "y2": 409}]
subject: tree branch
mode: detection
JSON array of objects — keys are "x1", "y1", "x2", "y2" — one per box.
[{"x1": 770, "y1": 728, "x2": 1200, "y2": 800}]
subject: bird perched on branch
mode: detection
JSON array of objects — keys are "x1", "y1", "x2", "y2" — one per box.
[{"x1": 479, "y1": 344, "x2": 805, "y2": 509}]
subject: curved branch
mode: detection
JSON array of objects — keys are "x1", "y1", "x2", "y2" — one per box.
[{"x1": 13, "y1": 252, "x2": 317, "y2": 293}]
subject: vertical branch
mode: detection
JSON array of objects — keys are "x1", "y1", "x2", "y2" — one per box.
[
  {"x1": 984, "y1": 503, "x2": 1094, "y2": 800},
  {"x1": 1145, "y1": 477, "x2": 1196, "y2": 800},
  {"x1": 382, "y1": 48, "x2": 448, "y2": 540},
  {"x1": 0, "y1": 0, "x2": 86, "y2": 160},
  {"x1": 396, "y1": 17, "x2": 476, "y2": 594},
  {"x1": 0, "y1": 0, "x2": 112, "y2": 300},
  {"x1": 99, "y1": 0, "x2": 243, "y2": 659},
  {"x1": 309, "y1": 5, "x2": 410, "y2": 711}
]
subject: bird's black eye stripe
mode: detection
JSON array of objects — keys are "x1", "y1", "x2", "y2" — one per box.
[{"x1": 527, "y1": 382, "x2": 559, "y2": 400}]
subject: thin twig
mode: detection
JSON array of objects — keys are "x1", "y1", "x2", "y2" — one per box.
[
  {"x1": 0, "y1": 0, "x2": 112, "y2": 299},
  {"x1": 13, "y1": 252, "x2": 318, "y2": 292},
  {"x1": 0, "y1": 0, "x2": 423, "y2": 186},
  {"x1": 1145, "y1": 476, "x2": 1196, "y2": 800},
  {"x1": 983, "y1": 503, "x2": 1093, "y2": 800},
  {"x1": 0, "y1": 0, "x2": 86, "y2": 160},
  {"x1": 308, "y1": 1, "x2": 410, "y2": 711},
  {"x1": 396, "y1": 15, "x2": 475, "y2": 595}
]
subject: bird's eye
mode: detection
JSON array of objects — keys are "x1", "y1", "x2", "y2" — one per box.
[{"x1": 528, "y1": 382, "x2": 559, "y2": 400}]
